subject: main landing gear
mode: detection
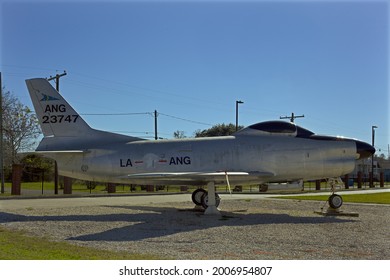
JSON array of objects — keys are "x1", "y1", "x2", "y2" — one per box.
[
  {"x1": 191, "y1": 182, "x2": 221, "y2": 215},
  {"x1": 191, "y1": 188, "x2": 221, "y2": 209}
]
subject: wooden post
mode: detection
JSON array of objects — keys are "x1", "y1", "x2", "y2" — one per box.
[
  {"x1": 344, "y1": 174, "x2": 349, "y2": 189},
  {"x1": 357, "y1": 171, "x2": 362, "y2": 189},
  {"x1": 380, "y1": 172, "x2": 384, "y2": 188},
  {"x1": 107, "y1": 183, "x2": 116, "y2": 193},
  {"x1": 54, "y1": 161, "x2": 58, "y2": 195},
  {"x1": 315, "y1": 180, "x2": 321, "y2": 191},
  {"x1": 369, "y1": 171, "x2": 374, "y2": 188},
  {"x1": 11, "y1": 164, "x2": 22, "y2": 195},
  {"x1": 63, "y1": 177, "x2": 72, "y2": 194}
]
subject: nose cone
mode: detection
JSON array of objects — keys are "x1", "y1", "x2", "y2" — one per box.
[{"x1": 356, "y1": 140, "x2": 376, "y2": 159}]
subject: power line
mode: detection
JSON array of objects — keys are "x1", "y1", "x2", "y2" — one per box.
[
  {"x1": 80, "y1": 112, "x2": 151, "y2": 116},
  {"x1": 158, "y1": 112, "x2": 213, "y2": 126},
  {"x1": 79, "y1": 111, "x2": 212, "y2": 127},
  {"x1": 1, "y1": 64, "x2": 62, "y2": 72}
]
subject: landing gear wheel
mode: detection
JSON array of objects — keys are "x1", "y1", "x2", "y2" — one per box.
[
  {"x1": 192, "y1": 188, "x2": 206, "y2": 206},
  {"x1": 328, "y1": 194, "x2": 343, "y2": 209},
  {"x1": 201, "y1": 192, "x2": 221, "y2": 209}
]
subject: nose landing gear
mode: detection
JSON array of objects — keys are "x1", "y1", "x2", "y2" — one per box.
[
  {"x1": 315, "y1": 177, "x2": 359, "y2": 217},
  {"x1": 328, "y1": 193, "x2": 343, "y2": 209}
]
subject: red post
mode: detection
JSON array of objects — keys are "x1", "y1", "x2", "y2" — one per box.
[
  {"x1": 380, "y1": 172, "x2": 384, "y2": 188},
  {"x1": 107, "y1": 183, "x2": 116, "y2": 193},
  {"x1": 11, "y1": 164, "x2": 22, "y2": 195},
  {"x1": 357, "y1": 171, "x2": 362, "y2": 189},
  {"x1": 369, "y1": 171, "x2": 374, "y2": 188},
  {"x1": 315, "y1": 180, "x2": 321, "y2": 191},
  {"x1": 344, "y1": 174, "x2": 349, "y2": 189},
  {"x1": 63, "y1": 177, "x2": 72, "y2": 194}
]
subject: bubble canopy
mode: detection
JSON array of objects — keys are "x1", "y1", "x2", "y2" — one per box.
[
  {"x1": 238, "y1": 121, "x2": 314, "y2": 138},
  {"x1": 236, "y1": 121, "x2": 375, "y2": 158}
]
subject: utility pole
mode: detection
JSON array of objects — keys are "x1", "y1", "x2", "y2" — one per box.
[
  {"x1": 47, "y1": 71, "x2": 67, "y2": 91},
  {"x1": 0, "y1": 72, "x2": 4, "y2": 194},
  {"x1": 280, "y1": 112, "x2": 304, "y2": 123},
  {"x1": 154, "y1": 110, "x2": 158, "y2": 140},
  {"x1": 47, "y1": 71, "x2": 67, "y2": 195},
  {"x1": 370, "y1": 125, "x2": 377, "y2": 188}
]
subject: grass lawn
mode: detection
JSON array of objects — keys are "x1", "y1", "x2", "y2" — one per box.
[
  {"x1": 0, "y1": 226, "x2": 161, "y2": 260},
  {"x1": 274, "y1": 192, "x2": 390, "y2": 204},
  {"x1": 1, "y1": 181, "x2": 200, "y2": 194},
  {"x1": 2, "y1": 182, "x2": 109, "y2": 192}
]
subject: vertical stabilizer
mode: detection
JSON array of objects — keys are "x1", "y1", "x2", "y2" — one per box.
[{"x1": 26, "y1": 78, "x2": 92, "y2": 137}]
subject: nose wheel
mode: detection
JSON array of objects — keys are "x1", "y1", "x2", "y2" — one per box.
[
  {"x1": 316, "y1": 192, "x2": 358, "y2": 217},
  {"x1": 326, "y1": 177, "x2": 343, "y2": 210},
  {"x1": 328, "y1": 194, "x2": 343, "y2": 209},
  {"x1": 315, "y1": 177, "x2": 358, "y2": 216}
]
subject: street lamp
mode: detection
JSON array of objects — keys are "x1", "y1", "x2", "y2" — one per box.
[
  {"x1": 370, "y1": 125, "x2": 377, "y2": 188},
  {"x1": 235, "y1": 100, "x2": 243, "y2": 131}
]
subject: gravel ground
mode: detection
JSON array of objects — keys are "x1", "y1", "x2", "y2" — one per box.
[{"x1": 0, "y1": 198, "x2": 389, "y2": 260}]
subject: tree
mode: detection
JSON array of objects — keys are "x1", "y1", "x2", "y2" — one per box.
[
  {"x1": 173, "y1": 130, "x2": 187, "y2": 139},
  {"x1": 194, "y1": 123, "x2": 244, "y2": 137},
  {"x1": 20, "y1": 154, "x2": 54, "y2": 182},
  {"x1": 2, "y1": 88, "x2": 41, "y2": 165}
]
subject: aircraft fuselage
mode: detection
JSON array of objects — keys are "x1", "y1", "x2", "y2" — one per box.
[
  {"x1": 26, "y1": 78, "x2": 375, "y2": 189},
  {"x1": 54, "y1": 134, "x2": 356, "y2": 186}
]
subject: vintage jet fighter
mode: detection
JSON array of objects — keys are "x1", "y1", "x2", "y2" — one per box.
[{"x1": 26, "y1": 78, "x2": 375, "y2": 214}]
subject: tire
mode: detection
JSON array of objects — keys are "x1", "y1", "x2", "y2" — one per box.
[
  {"x1": 201, "y1": 192, "x2": 221, "y2": 209},
  {"x1": 328, "y1": 194, "x2": 343, "y2": 209},
  {"x1": 191, "y1": 188, "x2": 206, "y2": 206}
]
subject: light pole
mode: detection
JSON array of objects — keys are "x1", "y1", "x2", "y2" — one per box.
[
  {"x1": 235, "y1": 100, "x2": 243, "y2": 131},
  {"x1": 370, "y1": 125, "x2": 377, "y2": 188}
]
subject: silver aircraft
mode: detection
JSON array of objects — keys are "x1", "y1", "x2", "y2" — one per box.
[{"x1": 26, "y1": 78, "x2": 375, "y2": 214}]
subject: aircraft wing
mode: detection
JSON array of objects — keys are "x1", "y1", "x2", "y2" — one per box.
[
  {"x1": 125, "y1": 171, "x2": 274, "y2": 185},
  {"x1": 34, "y1": 150, "x2": 86, "y2": 154},
  {"x1": 17, "y1": 150, "x2": 86, "y2": 158}
]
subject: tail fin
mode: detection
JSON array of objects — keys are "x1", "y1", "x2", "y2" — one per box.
[{"x1": 26, "y1": 78, "x2": 92, "y2": 137}]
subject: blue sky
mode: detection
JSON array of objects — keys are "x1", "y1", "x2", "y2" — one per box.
[{"x1": 1, "y1": 0, "x2": 389, "y2": 156}]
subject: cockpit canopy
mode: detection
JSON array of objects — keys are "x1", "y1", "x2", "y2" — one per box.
[
  {"x1": 234, "y1": 120, "x2": 376, "y2": 159},
  {"x1": 235, "y1": 121, "x2": 314, "y2": 138}
]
